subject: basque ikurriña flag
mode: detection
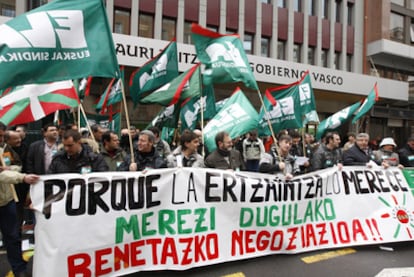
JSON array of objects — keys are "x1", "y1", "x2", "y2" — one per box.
[
  {"x1": 0, "y1": 81, "x2": 80, "y2": 126},
  {"x1": 0, "y1": 0, "x2": 120, "y2": 90}
]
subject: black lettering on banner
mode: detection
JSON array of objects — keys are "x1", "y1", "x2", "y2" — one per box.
[
  {"x1": 205, "y1": 172, "x2": 221, "y2": 202},
  {"x1": 42, "y1": 179, "x2": 66, "y2": 219},
  {"x1": 111, "y1": 177, "x2": 127, "y2": 211},
  {"x1": 66, "y1": 178, "x2": 87, "y2": 216},
  {"x1": 88, "y1": 177, "x2": 110, "y2": 215}
]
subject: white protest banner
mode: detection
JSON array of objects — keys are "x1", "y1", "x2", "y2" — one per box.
[{"x1": 30, "y1": 167, "x2": 414, "y2": 276}]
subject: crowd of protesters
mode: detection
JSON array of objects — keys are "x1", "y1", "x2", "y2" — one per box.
[{"x1": 1, "y1": 120, "x2": 414, "y2": 276}]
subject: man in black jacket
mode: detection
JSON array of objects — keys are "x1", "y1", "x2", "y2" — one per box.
[
  {"x1": 118, "y1": 130, "x2": 167, "y2": 171},
  {"x1": 47, "y1": 129, "x2": 108, "y2": 174},
  {"x1": 342, "y1": 133, "x2": 376, "y2": 166},
  {"x1": 398, "y1": 137, "x2": 414, "y2": 167}
]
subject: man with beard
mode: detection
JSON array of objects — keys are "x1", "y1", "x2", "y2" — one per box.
[
  {"x1": 312, "y1": 132, "x2": 343, "y2": 170},
  {"x1": 205, "y1": 131, "x2": 245, "y2": 171}
]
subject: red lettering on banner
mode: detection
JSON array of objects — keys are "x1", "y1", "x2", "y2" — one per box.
[
  {"x1": 286, "y1": 227, "x2": 298, "y2": 250},
  {"x1": 161, "y1": 237, "x2": 179, "y2": 264},
  {"x1": 95, "y1": 248, "x2": 112, "y2": 276},
  {"x1": 352, "y1": 219, "x2": 368, "y2": 241},
  {"x1": 67, "y1": 253, "x2": 92, "y2": 277}
]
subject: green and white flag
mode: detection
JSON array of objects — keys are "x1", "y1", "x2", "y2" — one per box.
[
  {"x1": 180, "y1": 84, "x2": 217, "y2": 131},
  {"x1": 203, "y1": 88, "x2": 259, "y2": 152},
  {"x1": 191, "y1": 23, "x2": 258, "y2": 90},
  {"x1": 80, "y1": 112, "x2": 120, "y2": 135},
  {"x1": 0, "y1": 0, "x2": 120, "y2": 90},
  {"x1": 147, "y1": 104, "x2": 181, "y2": 129},
  {"x1": 129, "y1": 40, "x2": 179, "y2": 104},
  {"x1": 140, "y1": 63, "x2": 201, "y2": 106},
  {"x1": 316, "y1": 101, "x2": 361, "y2": 140},
  {"x1": 352, "y1": 83, "x2": 379, "y2": 124},
  {"x1": 258, "y1": 87, "x2": 303, "y2": 136}
]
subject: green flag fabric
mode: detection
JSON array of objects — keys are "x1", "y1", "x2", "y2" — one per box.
[
  {"x1": 316, "y1": 101, "x2": 361, "y2": 140},
  {"x1": 80, "y1": 112, "x2": 120, "y2": 135},
  {"x1": 191, "y1": 23, "x2": 258, "y2": 90},
  {"x1": 180, "y1": 84, "x2": 217, "y2": 131},
  {"x1": 140, "y1": 63, "x2": 201, "y2": 106},
  {"x1": 147, "y1": 103, "x2": 181, "y2": 129},
  {"x1": 203, "y1": 88, "x2": 259, "y2": 152},
  {"x1": 0, "y1": 0, "x2": 120, "y2": 90},
  {"x1": 258, "y1": 89, "x2": 303, "y2": 136},
  {"x1": 352, "y1": 83, "x2": 379, "y2": 124},
  {"x1": 96, "y1": 67, "x2": 124, "y2": 114},
  {"x1": 129, "y1": 40, "x2": 179, "y2": 104}
]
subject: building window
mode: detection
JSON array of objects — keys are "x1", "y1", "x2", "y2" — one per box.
[
  {"x1": 391, "y1": 0, "x2": 405, "y2": 6},
  {"x1": 28, "y1": 0, "x2": 47, "y2": 10},
  {"x1": 390, "y1": 12, "x2": 404, "y2": 41},
  {"x1": 184, "y1": 21, "x2": 192, "y2": 44},
  {"x1": 244, "y1": 33, "x2": 254, "y2": 54},
  {"x1": 411, "y1": 0, "x2": 414, "y2": 9},
  {"x1": 308, "y1": 47, "x2": 315, "y2": 65},
  {"x1": 321, "y1": 50, "x2": 328, "y2": 67},
  {"x1": 347, "y1": 3, "x2": 354, "y2": 26},
  {"x1": 1, "y1": 5, "x2": 15, "y2": 17},
  {"x1": 293, "y1": 44, "x2": 301, "y2": 62},
  {"x1": 411, "y1": 23, "x2": 414, "y2": 43},
  {"x1": 162, "y1": 18, "x2": 176, "y2": 41},
  {"x1": 322, "y1": 0, "x2": 329, "y2": 19},
  {"x1": 278, "y1": 0, "x2": 286, "y2": 8},
  {"x1": 261, "y1": 37, "x2": 270, "y2": 57},
  {"x1": 294, "y1": 0, "x2": 302, "y2": 12},
  {"x1": 278, "y1": 40, "x2": 286, "y2": 59},
  {"x1": 346, "y1": 54, "x2": 352, "y2": 71},
  {"x1": 114, "y1": 9, "x2": 130, "y2": 35},
  {"x1": 335, "y1": 0, "x2": 341, "y2": 23},
  {"x1": 334, "y1": 52, "x2": 341, "y2": 69},
  {"x1": 261, "y1": 0, "x2": 270, "y2": 3},
  {"x1": 309, "y1": 0, "x2": 316, "y2": 16},
  {"x1": 139, "y1": 14, "x2": 154, "y2": 38}
]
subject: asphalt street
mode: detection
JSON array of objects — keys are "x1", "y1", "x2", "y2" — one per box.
[{"x1": 2, "y1": 241, "x2": 414, "y2": 277}]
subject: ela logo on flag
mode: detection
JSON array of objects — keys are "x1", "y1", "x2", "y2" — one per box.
[
  {"x1": 205, "y1": 41, "x2": 248, "y2": 69},
  {"x1": 0, "y1": 11, "x2": 87, "y2": 49}
]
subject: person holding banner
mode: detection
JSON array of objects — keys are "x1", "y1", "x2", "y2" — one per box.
[
  {"x1": 398, "y1": 136, "x2": 414, "y2": 167},
  {"x1": 118, "y1": 130, "x2": 167, "y2": 171},
  {"x1": 101, "y1": 131, "x2": 127, "y2": 171},
  {"x1": 342, "y1": 133, "x2": 376, "y2": 166},
  {"x1": 205, "y1": 131, "x2": 245, "y2": 171},
  {"x1": 47, "y1": 129, "x2": 108, "y2": 174},
  {"x1": 312, "y1": 132, "x2": 343, "y2": 170},
  {"x1": 167, "y1": 130, "x2": 205, "y2": 168},
  {"x1": 374, "y1": 137, "x2": 403, "y2": 169},
  {"x1": 259, "y1": 134, "x2": 299, "y2": 179},
  {"x1": 0, "y1": 169, "x2": 39, "y2": 277}
]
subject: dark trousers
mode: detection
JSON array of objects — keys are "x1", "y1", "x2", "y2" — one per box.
[
  {"x1": 246, "y1": 159, "x2": 260, "y2": 172},
  {"x1": 0, "y1": 200, "x2": 27, "y2": 275}
]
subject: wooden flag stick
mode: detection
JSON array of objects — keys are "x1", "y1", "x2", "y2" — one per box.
[
  {"x1": 255, "y1": 89, "x2": 282, "y2": 159},
  {"x1": 120, "y1": 77, "x2": 135, "y2": 163}
]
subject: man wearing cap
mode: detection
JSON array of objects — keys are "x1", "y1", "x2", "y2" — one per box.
[
  {"x1": 398, "y1": 137, "x2": 414, "y2": 167},
  {"x1": 374, "y1": 137, "x2": 403, "y2": 169}
]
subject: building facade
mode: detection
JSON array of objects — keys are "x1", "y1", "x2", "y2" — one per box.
[{"x1": 1, "y1": 0, "x2": 412, "y2": 145}]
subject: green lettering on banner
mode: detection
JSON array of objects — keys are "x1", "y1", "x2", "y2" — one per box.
[
  {"x1": 115, "y1": 215, "x2": 141, "y2": 243},
  {"x1": 402, "y1": 168, "x2": 414, "y2": 197}
]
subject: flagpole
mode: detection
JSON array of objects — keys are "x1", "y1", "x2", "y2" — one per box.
[
  {"x1": 255, "y1": 89, "x2": 281, "y2": 158},
  {"x1": 198, "y1": 68, "x2": 205, "y2": 158},
  {"x1": 79, "y1": 103, "x2": 98, "y2": 148},
  {"x1": 120, "y1": 77, "x2": 135, "y2": 163}
]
